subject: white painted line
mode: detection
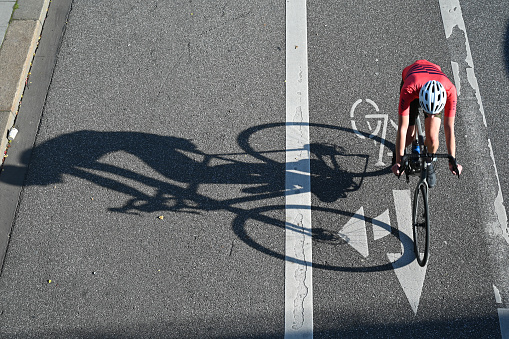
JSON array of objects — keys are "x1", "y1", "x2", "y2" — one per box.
[
  {"x1": 367, "y1": 114, "x2": 388, "y2": 166},
  {"x1": 350, "y1": 99, "x2": 366, "y2": 139},
  {"x1": 451, "y1": 61, "x2": 461, "y2": 96},
  {"x1": 439, "y1": 0, "x2": 487, "y2": 125},
  {"x1": 286, "y1": 169, "x2": 312, "y2": 177},
  {"x1": 388, "y1": 190, "x2": 428, "y2": 315},
  {"x1": 488, "y1": 139, "x2": 509, "y2": 245},
  {"x1": 350, "y1": 99, "x2": 362, "y2": 118},
  {"x1": 285, "y1": 0, "x2": 312, "y2": 337},
  {"x1": 494, "y1": 285, "x2": 502, "y2": 304},
  {"x1": 365, "y1": 99, "x2": 379, "y2": 112}
]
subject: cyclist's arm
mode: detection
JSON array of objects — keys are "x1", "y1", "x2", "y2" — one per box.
[
  {"x1": 395, "y1": 114, "x2": 409, "y2": 164},
  {"x1": 444, "y1": 115, "x2": 456, "y2": 158},
  {"x1": 444, "y1": 115, "x2": 463, "y2": 175}
]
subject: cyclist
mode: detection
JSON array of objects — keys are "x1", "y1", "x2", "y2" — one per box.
[{"x1": 391, "y1": 59, "x2": 463, "y2": 187}]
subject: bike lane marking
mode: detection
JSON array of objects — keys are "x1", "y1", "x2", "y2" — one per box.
[
  {"x1": 349, "y1": 99, "x2": 394, "y2": 166},
  {"x1": 348, "y1": 99, "x2": 427, "y2": 315},
  {"x1": 439, "y1": 0, "x2": 509, "y2": 334},
  {"x1": 349, "y1": 99, "x2": 429, "y2": 314},
  {"x1": 388, "y1": 190, "x2": 428, "y2": 315},
  {"x1": 285, "y1": 0, "x2": 313, "y2": 338}
]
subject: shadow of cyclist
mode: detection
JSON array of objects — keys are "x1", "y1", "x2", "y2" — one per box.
[
  {"x1": 310, "y1": 143, "x2": 367, "y2": 202},
  {"x1": 2, "y1": 128, "x2": 374, "y2": 213},
  {"x1": 2, "y1": 130, "x2": 287, "y2": 212},
  {"x1": 1, "y1": 125, "x2": 404, "y2": 271}
]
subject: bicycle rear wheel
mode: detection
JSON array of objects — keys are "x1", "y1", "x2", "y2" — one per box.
[{"x1": 412, "y1": 181, "x2": 429, "y2": 266}]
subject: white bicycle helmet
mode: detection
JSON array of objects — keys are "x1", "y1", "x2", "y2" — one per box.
[{"x1": 419, "y1": 80, "x2": 447, "y2": 114}]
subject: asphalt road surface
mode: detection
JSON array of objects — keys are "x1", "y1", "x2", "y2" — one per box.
[{"x1": 0, "y1": 0, "x2": 508, "y2": 338}]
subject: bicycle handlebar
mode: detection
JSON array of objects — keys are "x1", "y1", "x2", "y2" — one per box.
[{"x1": 398, "y1": 153, "x2": 460, "y2": 179}]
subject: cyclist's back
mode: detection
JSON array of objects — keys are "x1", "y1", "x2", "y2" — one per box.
[{"x1": 399, "y1": 60, "x2": 457, "y2": 118}]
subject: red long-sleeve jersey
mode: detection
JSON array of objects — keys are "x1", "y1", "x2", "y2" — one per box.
[{"x1": 399, "y1": 60, "x2": 457, "y2": 117}]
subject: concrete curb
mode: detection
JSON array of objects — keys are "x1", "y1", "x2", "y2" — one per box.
[{"x1": 0, "y1": 0, "x2": 51, "y2": 160}]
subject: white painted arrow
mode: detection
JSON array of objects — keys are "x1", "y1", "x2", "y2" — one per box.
[
  {"x1": 338, "y1": 207, "x2": 369, "y2": 258},
  {"x1": 373, "y1": 209, "x2": 391, "y2": 240},
  {"x1": 388, "y1": 190, "x2": 428, "y2": 315}
]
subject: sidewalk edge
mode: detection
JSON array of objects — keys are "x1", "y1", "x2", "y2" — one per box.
[{"x1": 0, "y1": 0, "x2": 50, "y2": 162}]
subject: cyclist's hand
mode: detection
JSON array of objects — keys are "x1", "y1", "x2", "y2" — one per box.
[
  {"x1": 449, "y1": 162, "x2": 462, "y2": 176},
  {"x1": 392, "y1": 163, "x2": 403, "y2": 176}
]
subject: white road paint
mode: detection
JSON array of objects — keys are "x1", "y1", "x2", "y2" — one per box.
[
  {"x1": 350, "y1": 99, "x2": 381, "y2": 140},
  {"x1": 439, "y1": 0, "x2": 481, "y2": 124},
  {"x1": 338, "y1": 207, "x2": 368, "y2": 258},
  {"x1": 350, "y1": 99, "x2": 390, "y2": 166},
  {"x1": 285, "y1": 0, "x2": 313, "y2": 337},
  {"x1": 373, "y1": 209, "x2": 391, "y2": 241},
  {"x1": 350, "y1": 99, "x2": 365, "y2": 139},
  {"x1": 337, "y1": 208, "x2": 392, "y2": 258},
  {"x1": 488, "y1": 139, "x2": 509, "y2": 245},
  {"x1": 494, "y1": 285, "x2": 502, "y2": 304},
  {"x1": 335, "y1": 207, "x2": 394, "y2": 259},
  {"x1": 388, "y1": 190, "x2": 428, "y2": 315},
  {"x1": 451, "y1": 61, "x2": 461, "y2": 96}
]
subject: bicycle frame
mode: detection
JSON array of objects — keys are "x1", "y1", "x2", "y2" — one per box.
[
  {"x1": 399, "y1": 115, "x2": 457, "y2": 266},
  {"x1": 400, "y1": 115, "x2": 456, "y2": 183}
]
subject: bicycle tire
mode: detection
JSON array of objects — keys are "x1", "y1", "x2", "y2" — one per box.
[{"x1": 412, "y1": 181, "x2": 430, "y2": 266}]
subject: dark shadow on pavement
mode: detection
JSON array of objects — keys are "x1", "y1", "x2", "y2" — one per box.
[
  {"x1": 3, "y1": 312, "x2": 500, "y2": 339},
  {"x1": 1, "y1": 123, "x2": 400, "y2": 272}
]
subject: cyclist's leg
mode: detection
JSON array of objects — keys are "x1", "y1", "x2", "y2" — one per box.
[
  {"x1": 423, "y1": 113, "x2": 441, "y2": 188},
  {"x1": 424, "y1": 113, "x2": 442, "y2": 154},
  {"x1": 399, "y1": 79, "x2": 417, "y2": 147},
  {"x1": 405, "y1": 99, "x2": 420, "y2": 147}
]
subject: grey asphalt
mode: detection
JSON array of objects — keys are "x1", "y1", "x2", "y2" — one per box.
[
  {"x1": 1, "y1": 0, "x2": 286, "y2": 337},
  {"x1": 0, "y1": 0, "x2": 508, "y2": 338}
]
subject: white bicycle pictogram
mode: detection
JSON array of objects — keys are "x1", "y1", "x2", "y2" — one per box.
[{"x1": 350, "y1": 99, "x2": 398, "y2": 166}]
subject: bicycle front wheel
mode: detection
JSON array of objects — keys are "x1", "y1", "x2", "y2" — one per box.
[{"x1": 412, "y1": 181, "x2": 430, "y2": 266}]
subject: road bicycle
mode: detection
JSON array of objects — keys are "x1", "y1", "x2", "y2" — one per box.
[{"x1": 396, "y1": 115, "x2": 460, "y2": 266}]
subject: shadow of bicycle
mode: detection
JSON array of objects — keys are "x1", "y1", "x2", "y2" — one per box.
[{"x1": 1, "y1": 123, "x2": 411, "y2": 271}]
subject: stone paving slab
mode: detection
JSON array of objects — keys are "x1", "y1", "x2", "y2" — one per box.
[
  {"x1": 0, "y1": 1, "x2": 16, "y2": 45},
  {"x1": 0, "y1": 0, "x2": 50, "y2": 161}
]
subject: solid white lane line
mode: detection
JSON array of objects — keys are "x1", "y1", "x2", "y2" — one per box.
[{"x1": 285, "y1": 0, "x2": 313, "y2": 338}]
